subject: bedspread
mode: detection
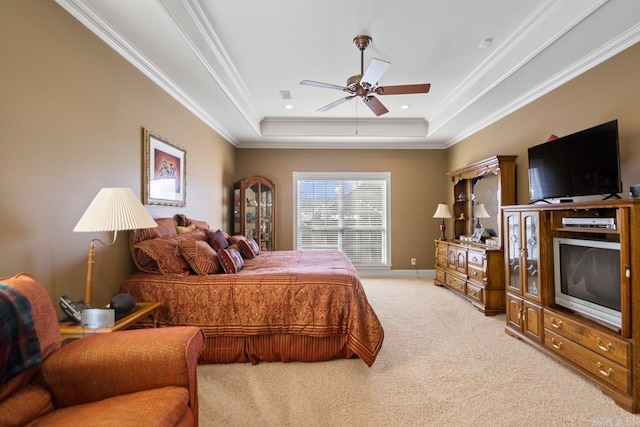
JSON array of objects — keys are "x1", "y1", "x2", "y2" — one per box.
[{"x1": 121, "y1": 250, "x2": 383, "y2": 366}]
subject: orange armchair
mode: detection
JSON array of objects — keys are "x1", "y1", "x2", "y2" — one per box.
[{"x1": 0, "y1": 273, "x2": 204, "y2": 426}]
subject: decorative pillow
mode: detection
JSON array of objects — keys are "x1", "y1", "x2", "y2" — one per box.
[
  {"x1": 206, "y1": 229, "x2": 230, "y2": 251},
  {"x1": 239, "y1": 238, "x2": 260, "y2": 258},
  {"x1": 218, "y1": 247, "x2": 244, "y2": 274},
  {"x1": 229, "y1": 234, "x2": 247, "y2": 245},
  {"x1": 179, "y1": 240, "x2": 221, "y2": 275},
  {"x1": 134, "y1": 229, "x2": 206, "y2": 276},
  {"x1": 130, "y1": 218, "x2": 177, "y2": 273},
  {"x1": 176, "y1": 224, "x2": 197, "y2": 234}
]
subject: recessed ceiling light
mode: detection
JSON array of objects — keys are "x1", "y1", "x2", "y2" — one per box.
[
  {"x1": 400, "y1": 104, "x2": 411, "y2": 110},
  {"x1": 479, "y1": 38, "x2": 493, "y2": 49},
  {"x1": 284, "y1": 104, "x2": 294, "y2": 109}
]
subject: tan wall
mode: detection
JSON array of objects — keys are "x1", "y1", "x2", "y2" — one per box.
[
  {"x1": 236, "y1": 149, "x2": 449, "y2": 269},
  {"x1": 448, "y1": 42, "x2": 640, "y2": 206},
  {"x1": 0, "y1": 0, "x2": 235, "y2": 307}
]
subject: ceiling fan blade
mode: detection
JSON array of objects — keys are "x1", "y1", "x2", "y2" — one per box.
[
  {"x1": 362, "y1": 95, "x2": 389, "y2": 116},
  {"x1": 376, "y1": 83, "x2": 431, "y2": 95},
  {"x1": 300, "y1": 80, "x2": 347, "y2": 91},
  {"x1": 360, "y1": 58, "x2": 391, "y2": 88},
  {"x1": 317, "y1": 96, "x2": 355, "y2": 112}
]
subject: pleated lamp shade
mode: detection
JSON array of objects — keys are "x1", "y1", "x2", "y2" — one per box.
[{"x1": 74, "y1": 188, "x2": 157, "y2": 232}]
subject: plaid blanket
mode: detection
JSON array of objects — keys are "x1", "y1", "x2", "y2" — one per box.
[{"x1": 0, "y1": 282, "x2": 42, "y2": 385}]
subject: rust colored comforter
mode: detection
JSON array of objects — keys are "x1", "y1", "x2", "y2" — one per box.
[{"x1": 121, "y1": 250, "x2": 383, "y2": 366}]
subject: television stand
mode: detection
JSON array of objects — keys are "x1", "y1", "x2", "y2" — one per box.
[{"x1": 503, "y1": 199, "x2": 640, "y2": 413}]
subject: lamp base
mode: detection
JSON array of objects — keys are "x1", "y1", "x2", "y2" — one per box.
[{"x1": 439, "y1": 222, "x2": 447, "y2": 241}]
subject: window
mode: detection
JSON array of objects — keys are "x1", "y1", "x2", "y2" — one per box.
[{"x1": 293, "y1": 172, "x2": 390, "y2": 268}]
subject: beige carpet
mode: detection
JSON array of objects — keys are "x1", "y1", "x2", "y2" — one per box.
[{"x1": 197, "y1": 277, "x2": 639, "y2": 426}]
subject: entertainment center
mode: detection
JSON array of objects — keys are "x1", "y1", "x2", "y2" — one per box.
[{"x1": 503, "y1": 199, "x2": 640, "y2": 412}]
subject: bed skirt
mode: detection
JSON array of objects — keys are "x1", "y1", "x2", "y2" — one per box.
[{"x1": 198, "y1": 332, "x2": 355, "y2": 364}]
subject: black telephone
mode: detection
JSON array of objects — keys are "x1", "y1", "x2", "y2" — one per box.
[{"x1": 59, "y1": 295, "x2": 90, "y2": 323}]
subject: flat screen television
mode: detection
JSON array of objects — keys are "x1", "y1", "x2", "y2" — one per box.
[
  {"x1": 553, "y1": 237, "x2": 621, "y2": 328},
  {"x1": 528, "y1": 120, "x2": 622, "y2": 202}
]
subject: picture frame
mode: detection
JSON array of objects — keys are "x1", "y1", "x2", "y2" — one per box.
[
  {"x1": 471, "y1": 227, "x2": 485, "y2": 243},
  {"x1": 143, "y1": 128, "x2": 186, "y2": 207}
]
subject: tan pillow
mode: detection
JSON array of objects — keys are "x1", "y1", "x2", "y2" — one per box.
[
  {"x1": 176, "y1": 224, "x2": 197, "y2": 234},
  {"x1": 179, "y1": 240, "x2": 221, "y2": 275},
  {"x1": 134, "y1": 229, "x2": 206, "y2": 276}
]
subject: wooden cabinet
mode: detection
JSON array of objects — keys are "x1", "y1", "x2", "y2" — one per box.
[
  {"x1": 448, "y1": 155, "x2": 516, "y2": 243},
  {"x1": 233, "y1": 175, "x2": 276, "y2": 251},
  {"x1": 502, "y1": 200, "x2": 640, "y2": 413},
  {"x1": 434, "y1": 155, "x2": 517, "y2": 316},
  {"x1": 434, "y1": 240, "x2": 506, "y2": 316}
]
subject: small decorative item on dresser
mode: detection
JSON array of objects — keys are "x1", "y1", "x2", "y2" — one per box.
[{"x1": 433, "y1": 203, "x2": 452, "y2": 241}]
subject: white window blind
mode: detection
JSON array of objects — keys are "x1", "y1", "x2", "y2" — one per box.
[{"x1": 293, "y1": 172, "x2": 390, "y2": 267}]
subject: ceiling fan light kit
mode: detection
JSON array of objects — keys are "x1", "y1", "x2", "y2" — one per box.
[{"x1": 300, "y1": 35, "x2": 431, "y2": 117}]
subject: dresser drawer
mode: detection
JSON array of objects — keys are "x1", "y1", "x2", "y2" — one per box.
[
  {"x1": 435, "y1": 268, "x2": 446, "y2": 284},
  {"x1": 467, "y1": 265, "x2": 485, "y2": 284},
  {"x1": 467, "y1": 250, "x2": 484, "y2": 268},
  {"x1": 544, "y1": 329, "x2": 631, "y2": 394},
  {"x1": 445, "y1": 274, "x2": 466, "y2": 294},
  {"x1": 544, "y1": 309, "x2": 630, "y2": 367},
  {"x1": 465, "y1": 281, "x2": 483, "y2": 303}
]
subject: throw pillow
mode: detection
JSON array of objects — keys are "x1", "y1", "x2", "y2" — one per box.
[
  {"x1": 179, "y1": 240, "x2": 221, "y2": 275},
  {"x1": 176, "y1": 224, "x2": 197, "y2": 234},
  {"x1": 239, "y1": 238, "x2": 260, "y2": 258},
  {"x1": 218, "y1": 247, "x2": 244, "y2": 274},
  {"x1": 134, "y1": 229, "x2": 206, "y2": 276},
  {"x1": 206, "y1": 229, "x2": 229, "y2": 251}
]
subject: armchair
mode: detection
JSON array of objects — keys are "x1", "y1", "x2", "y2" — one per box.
[{"x1": 0, "y1": 273, "x2": 204, "y2": 426}]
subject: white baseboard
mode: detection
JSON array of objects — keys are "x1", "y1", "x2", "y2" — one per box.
[{"x1": 356, "y1": 268, "x2": 435, "y2": 279}]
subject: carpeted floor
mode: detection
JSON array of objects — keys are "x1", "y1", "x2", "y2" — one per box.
[{"x1": 197, "y1": 277, "x2": 640, "y2": 426}]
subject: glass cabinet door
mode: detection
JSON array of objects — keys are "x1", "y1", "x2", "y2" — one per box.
[
  {"x1": 523, "y1": 213, "x2": 539, "y2": 299},
  {"x1": 259, "y1": 184, "x2": 273, "y2": 251},
  {"x1": 505, "y1": 212, "x2": 521, "y2": 295}
]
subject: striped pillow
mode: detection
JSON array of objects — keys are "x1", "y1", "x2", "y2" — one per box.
[
  {"x1": 218, "y1": 247, "x2": 244, "y2": 274},
  {"x1": 239, "y1": 238, "x2": 260, "y2": 258},
  {"x1": 179, "y1": 240, "x2": 221, "y2": 275}
]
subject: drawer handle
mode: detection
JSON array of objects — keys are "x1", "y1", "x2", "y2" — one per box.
[
  {"x1": 458, "y1": 283, "x2": 464, "y2": 290},
  {"x1": 550, "y1": 318, "x2": 563, "y2": 329},
  {"x1": 468, "y1": 289, "x2": 477, "y2": 297},
  {"x1": 472, "y1": 270, "x2": 478, "y2": 276},
  {"x1": 597, "y1": 362, "x2": 613, "y2": 378},
  {"x1": 596, "y1": 338, "x2": 613, "y2": 352},
  {"x1": 550, "y1": 337, "x2": 563, "y2": 350},
  {"x1": 472, "y1": 256, "x2": 478, "y2": 262}
]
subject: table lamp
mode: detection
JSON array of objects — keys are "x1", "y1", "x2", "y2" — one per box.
[
  {"x1": 473, "y1": 203, "x2": 490, "y2": 229},
  {"x1": 433, "y1": 203, "x2": 452, "y2": 241},
  {"x1": 73, "y1": 188, "x2": 157, "y2": 304}
]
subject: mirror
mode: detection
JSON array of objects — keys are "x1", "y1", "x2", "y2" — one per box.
[{"x1": 472, "y1": 173, "x2": 499, "y2": 238}]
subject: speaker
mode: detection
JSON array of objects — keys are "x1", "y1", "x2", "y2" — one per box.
[
  {"x1": 109, "y1": 293, "x2": 135, "y2": 319},
  {"x1": 630, "y1": 184, "x2": 640, "y2": 198}
]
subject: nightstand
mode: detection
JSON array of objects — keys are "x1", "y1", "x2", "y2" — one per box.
[{"x1": 60, "y1": 301, "x2": 161, "y2": 340}]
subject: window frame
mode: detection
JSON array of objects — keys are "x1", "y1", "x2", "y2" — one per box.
[{"x1": 293, "y1": 171, "x2": 391, "y2": 269}]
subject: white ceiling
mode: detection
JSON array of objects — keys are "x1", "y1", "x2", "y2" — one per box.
[{"x1": 56, "y1": 0, "x2": 640, "y2": 149}]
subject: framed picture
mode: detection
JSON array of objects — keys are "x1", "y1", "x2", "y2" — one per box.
[
  {"x1": 143, "y1": 128, "x2": 186, "y2": 207},
  {"x1": 471, "y1": 227, "x2": 485, "y2": 243}
]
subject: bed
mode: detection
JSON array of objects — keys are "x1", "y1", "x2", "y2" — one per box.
[{"x1": 120, "y1": 217, "x2": 384, "y2": 366}]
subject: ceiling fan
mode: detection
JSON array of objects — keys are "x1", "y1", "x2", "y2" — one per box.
[{"x1": 300, "y1": 35, "x2": 431, "y2": 117}]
